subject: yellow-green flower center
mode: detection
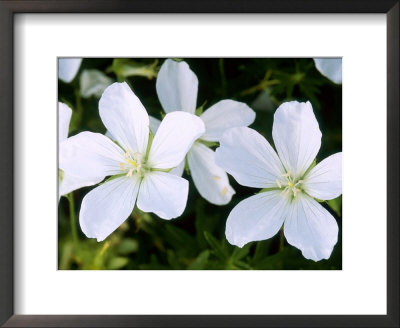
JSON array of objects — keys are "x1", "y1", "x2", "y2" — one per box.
[
  {"x1": 276, "y1": 171, "x2": 303, "y2": 199},
  {"x1": 119, "y1": 150, "x2": 148, "y2": 178}
]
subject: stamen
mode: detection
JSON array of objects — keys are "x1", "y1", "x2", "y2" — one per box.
[
  {"x1": 126, "y1": 159, "x2": 137, "y2": 167},
  {"x1": 133, "y1": 152, "x2": 142, "y2": 160},
  {"x1": 213, "y1": 176, "x2": 221, "y2": 180},
  {"x1": 281, "y1": 186, "x2": 290, "y2": 196},
  {"x1": 122, "y1": 150, "x2": 146, "y2": 177},
  {"x1": 276, "y1": 179, "x2": 282, "y2": 188},
  {"x1": 221, "y1": 187, "x2": 228, "y2": 196}
]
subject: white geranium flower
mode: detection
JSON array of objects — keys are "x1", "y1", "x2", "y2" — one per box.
[
  {"x1": 215, "y1": 101, "x2": 342, "y2": 261},
  {"x1": 313, "y1": 58, "x2": 342, "y2": 84},
  {"x1": 58, "y1": 58, "x2": 82, "y2": 83},
  {"x1": 60, "y1": 82, "x2": 205, "y2": 241},
  {"x1": 155, "y1": 59, "x2": 256, "y2": 205},
  {"x1": 80, "y1": 69, "x2": 113, "y2": 98},
  {"x1": 58, "y1": 102, "x2": 103, "y2": 199}
]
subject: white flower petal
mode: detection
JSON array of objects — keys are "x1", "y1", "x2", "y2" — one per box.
[
  {"x1": 147, "y1": 112, "x2": 205, "y2": 169},
  {"x1": 215, "y1": 127, "x2": 285, "y2": 188},
  {"x1": 99, "y1": 82, "x2": 149, "y2": 154},
  {"x1": 272, "y1": 101, "x2": 322, "y2": 178},
  {"x1": 200, "y1": 100, "x2": 255, "y2": 142},
  {"x1": 80, "y1": 69, "x2": 113, "y2": 98},
  {"x1": 59, "y1": 171, "x2": 103, "y2": 197},
  {"x1": 149, "y1": 116, "x2": 161, "y2": 134},
  {"x1": 58, "y1": 102, "x2": 72, "y2": 143},
  {"x1": 225, "y1": 191, "x2": 289, "y2": 248},
  {"x1": 156, "y1": 59, "x2": 198, "y2": 114},
  {"x1": 284, "y1": 194, "x2": 339, "y2": 261},
  {"x1": 59, "y1": 132, "x2": 125, "y2": 179},
  {"x1": 137, "y1": 171, "x2": 189, "y2": 219},
  {"x1": 304, "y1": 152, "x2": 342, "y2": 200},
  {"x1": 80, "y1": 176, "x2": 140, "y2": 241},
  {"x1": 170, "y1": 160, "x2": 185, "y2": 177},
  {"x1": 187, "y1": 142, "x2": 235, "y2": 205},
  {"x1": 58, "y1": 58, "x2": 82, "y2": 83},
  {"x1": 314, "y1": 58, "x2": 342, "y2": 84}
]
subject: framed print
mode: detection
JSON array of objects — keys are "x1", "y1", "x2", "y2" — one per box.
[{"x1": 0, "y1": 1, "x2": 398, "y2": 327}]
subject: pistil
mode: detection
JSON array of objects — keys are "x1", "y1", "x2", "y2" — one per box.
[
  {"x1": 120, "y1": 150, "x2": 147, "y2": 178},
  {"x1": 276, "y1": 171, "x2": 303, "y2": 199}
]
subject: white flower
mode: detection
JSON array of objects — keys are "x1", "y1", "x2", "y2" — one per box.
[
  {"x1": 58, "y1": 58, "x2": 82, "y2": 83},
  {"x1": 215, "y1": 101, "x2": 342, "y2": 261},
  {"x1": 58, "y1": 102, "x2": 103, "y2": 199},
  {"x1": 60, "y1": 82, "x2": 205, "y2": 241},
  {"x1": 313, "y1": 58, "x2": 342, "y2": 84},
  {"x1": 155, "y1": 59, "x2": 256, "y2": 205},
  {"x1": 80, "y1": 69, "x2": 113, "y2": 98}
]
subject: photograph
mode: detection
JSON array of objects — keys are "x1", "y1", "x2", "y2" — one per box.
[{"x1": 58, "y1": 57, "x2": 342, "y2": 270}]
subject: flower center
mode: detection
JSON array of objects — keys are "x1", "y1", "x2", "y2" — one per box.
[
  {"x1": 119, "y1": 150, "x2": 148, "y2": 178},
  {"x1": 276, "y1": 171, "x2": 303, "y2": 199}
]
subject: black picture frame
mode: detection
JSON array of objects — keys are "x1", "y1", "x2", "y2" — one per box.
[{"x1": 0, "y1": 1, "x2": 398, "y2": 327}]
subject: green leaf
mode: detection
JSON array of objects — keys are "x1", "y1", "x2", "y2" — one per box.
[
  {"x1": 163, "y1": 223, "x2": 197, "y2": 256},
  {"x1": 203, "y1": 231, "x2": 228, "y2": 261},
  {"x1": 138, "y1": 254, "x2": 168, "y2": 270},
  {"x1": 107, "y1": 257, "x2": 129, "y2": 270},
  {"x1": 198, "y1": 140, "x2": 218, "y2": 148},
  {"x1": 233, "y1": 260, "x2": 253, "y2": 270},
  {"x1": 195, "y1": 100, "x2": 207, "y2": 116},
  {"x1": 167, "y1": 250, "x2": 182, "y2": 269},
  {"x1": 117, "y1": 238, "x2": 139, "y2": 255},
  {"x1": 231, "y1": 243, "x2": 251, "y2": 261},
  {"x1": 112, "y1": 59, "x2": 158, "y2": 80},
  {"x1": 188, "y1": 250, "x2": 210, "y2": 270},
  {"x1": 326, "y1": 196, "x2": 342, "y2": 216},
  {"x1": 195, "y1": 199, "x2": 220, "y2": 248},
  {"x1": 58, "y1": 240, "x2": 73, "y2": 270},
  {"x1": 253, "y1": 248, "x2": 290, "y2": 270},
  {"x1": 252, "y1": 239, "x2": 273, "y2": 265},
  {"x1": 253, "y1": 246, "x2": 335, "y2": 270}
]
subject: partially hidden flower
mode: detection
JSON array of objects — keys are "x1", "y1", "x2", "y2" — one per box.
[
  {"x1": 60, "y1": 82, "x2": 205, "y2": 241},
  {"x1": 154, "y1": 59, "x2": 256, "y2": 205},
  {"x1": 313, "y1": 58, "x2": 342, "y2": 84},
  {"x1": 80, "y1": 69, "x2": 114, "y2": 98},
  {"x1": 58, "y1": 102, "x2": 103, "y2": 199},
  {"x1": 58, "y1": 58, "x2": 82, "y2": 83},
  {"x1": 215, "y1": 101, "x2": 342, "y2": 261}
]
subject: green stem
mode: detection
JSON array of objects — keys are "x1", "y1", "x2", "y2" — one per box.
[
  {"x1": 239, "y1": 79, "x2": 280, "y2": 97},
  {"x1": 279, "y1": 228, "x2": 285, "y2": 251},
  {"x1": 67, "y1": 193, "x2": 79, "y2": 250}
]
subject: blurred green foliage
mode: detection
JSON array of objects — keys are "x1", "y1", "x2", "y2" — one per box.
[{"x1": 58, "y1": 58, "x2": 342, "y2": 270}]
